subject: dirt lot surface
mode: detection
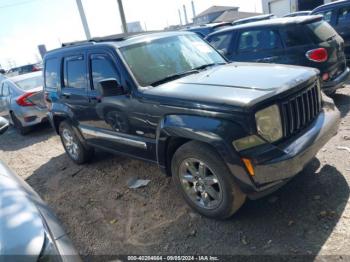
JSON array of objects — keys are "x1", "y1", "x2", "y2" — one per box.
[{"x1": 1, "y1": 87, "x2": 350, "y2": 259}]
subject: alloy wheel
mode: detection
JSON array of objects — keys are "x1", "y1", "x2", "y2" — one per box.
[
  {"x1": 62, "y1": 128, "x2": 79, "y2": 160},
  {"x1": 179, "y1": 158, "x2": 223, "y2": 209}
]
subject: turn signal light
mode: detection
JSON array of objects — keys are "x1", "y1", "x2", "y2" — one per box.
[{"x1": 242, "y1": 158, "x2": 255, "y2": 176}]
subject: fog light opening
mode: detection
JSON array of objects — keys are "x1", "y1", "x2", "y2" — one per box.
[{"x1": 242, "y1": 158, "x2": 255, "y2": 176}]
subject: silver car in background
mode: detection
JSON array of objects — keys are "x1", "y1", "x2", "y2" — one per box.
[
  {"x1": 0, "y1": 72, "x2": 47, "y2": 135},
  {"x1": 0, "y1": 116, "x2": 81, "y2": 261}
]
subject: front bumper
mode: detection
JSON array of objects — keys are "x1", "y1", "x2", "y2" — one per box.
[
  {"x1": 241, "y1": 96, "x2": 340, "y2": 191},
  {"x1": 322, "y1": 67, "x2": 350, "y2": 94}
]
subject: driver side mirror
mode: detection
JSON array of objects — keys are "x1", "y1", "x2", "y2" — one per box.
[
  {"x1": 98, "y1": 78, "x2": 125, "y2": 97},
  {"x1": 0, "y1": 117, "x2": 9, "y2": 135}
]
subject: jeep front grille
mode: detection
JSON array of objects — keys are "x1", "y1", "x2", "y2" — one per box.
[{"x1": 280, "y1": 82, "x2": 321, "y2": 138}]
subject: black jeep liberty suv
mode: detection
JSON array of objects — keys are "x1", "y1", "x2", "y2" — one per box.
[{"x1": 44, "y1": 32, "x2": 340, "y2": 219}]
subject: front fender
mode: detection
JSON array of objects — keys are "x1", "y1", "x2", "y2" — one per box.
[{"x1": 156, "y1": 114, "x2": 255, "y2": 190}]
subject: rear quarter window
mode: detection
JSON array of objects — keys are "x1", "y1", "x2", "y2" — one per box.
[
  {"x1": 280, "y1": 26, "x2": 310, "y2": 47},
  {"x1": 337, "y1": 6, "x2": 350, "y2": 25},
  {"x1": 307, "y1": 20, "x2": 337, "y2": 43},
  {"x1": 45, "y1": 58, "x2": 60, "y2": 90}
]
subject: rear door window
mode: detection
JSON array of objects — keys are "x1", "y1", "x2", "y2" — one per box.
[
  {"x1": 64, "y1": 55, "x2": 87, "y2": 89},
  {"x1": 337, "y1": 6, "x2": 350, "y2": 25},
  {"x1": 307, "y1": 20, "x2": 337, "y2": 43},
  {"x1": 237, "y1": 29, "x2": 282, "y2": 53},
  {"x1": 45, "y1": 58, "x2": 60, "y2": 90},
  {"x1": 207, "y1": 32, "x2": 233, "y2": 54},
  {"x1": 90, "y1": 54, "x2": 120, "y2": 90}
]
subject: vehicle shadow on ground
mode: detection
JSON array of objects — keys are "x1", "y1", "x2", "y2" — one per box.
[
  {"x1": 0, "y1": 122, "x2": 54, "y2": 152},
  {"x1": 28, "y1": 150, "x2": 349, "y2": 256},
  {"x1": 332, "y1": 91, "x2": 350, "y2": 118}
]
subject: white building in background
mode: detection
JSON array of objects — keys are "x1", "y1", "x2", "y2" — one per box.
[{"x1": 262, "y1": 0, "x2": 335, "y2": 17}]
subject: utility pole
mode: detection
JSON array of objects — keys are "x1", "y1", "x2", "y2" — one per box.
[
  {"x1": 117, "y1": 0, "x2": 128, "y2": 33},
  {"x1": 191, "y1": 1, "x2": 196, "y2": 18},
  {"x1": 178, "y1": 9, "x2": 183, "y2": 25},
  {"x1": 183, "y1": 4, "x2": 189, "y2": 25},
  {"x1": 75, "y1": 0, "x2": 91, "y2": 40}
]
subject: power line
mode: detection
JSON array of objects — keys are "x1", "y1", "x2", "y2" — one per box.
[{"x1": 0, "y1": 0, "x2": 41, "y2": 9}]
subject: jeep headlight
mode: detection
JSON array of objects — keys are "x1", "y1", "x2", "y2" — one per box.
[{"x1": 255, "y1": 104, "x2": 283, "y2": 142}]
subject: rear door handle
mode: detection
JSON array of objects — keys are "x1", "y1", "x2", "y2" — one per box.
[
  {"x1": 62, "y1": 92, "x2": 71, "y2": 98},
  {"x1": 89, "y1": 96, "x2": 101, "y2": 103}
]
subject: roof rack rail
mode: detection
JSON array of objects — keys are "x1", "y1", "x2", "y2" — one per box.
[{"x1": 61, "y1": 31, "x2": 161, "y2": 47}]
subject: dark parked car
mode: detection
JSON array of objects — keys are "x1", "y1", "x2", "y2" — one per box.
[
  {"x1": 311, "y1": 0, "x2": 350, "y2": 62},
  {"x1": 206, "y1": 15, "x2": 349, "y2": 95},
  {"x1": 44, "y1": 31, "x2": 339, "y2": 219},
  {"x1": 0, "y1": 117, "x2": 80, "y2": 261},
  {"x1": 7, "y1": 63, "x2": 42, "y2": 76},
  {"x1": 183, "y1": 22, "x2": 232, "y2": 38},
  {"x1": 284, "y1": 11, "x2": 312, "y2": 17},
  {"x1": 231, "y1": 14, "x2": 275, "y2": 26}
]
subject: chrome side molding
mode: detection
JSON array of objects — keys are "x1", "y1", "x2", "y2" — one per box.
[{"x1": 79, "y1": 126, "x2": 147, "y2": 149}]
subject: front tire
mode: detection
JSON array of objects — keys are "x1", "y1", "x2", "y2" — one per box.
[
  {"x1": 59, "y1": 121, "x2": 94, "y2": 164},
  {"x1": 171, "y1": 141, "x2": 246, "y2": 219}
]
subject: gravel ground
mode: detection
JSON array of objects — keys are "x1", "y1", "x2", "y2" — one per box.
[{"x1": 1, "y1": 87, "x2": 350, "y2": 259}]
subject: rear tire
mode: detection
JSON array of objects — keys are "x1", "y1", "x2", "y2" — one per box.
[
  {"x1": 59, "y1": 121, "x2": 94, "y2": 164},
  {"x1": 10, "y1": 112, "x2": 31, "y2": 135},
  {"x1": 171, "y1": 141, "x2": 246, "y2": 219}
]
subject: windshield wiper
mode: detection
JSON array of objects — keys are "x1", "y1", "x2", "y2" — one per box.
[
  {"x1": 193, "y1": 62, "x2": 226, "y2": 71},
  {"x1": 150, "y1": 70, "x2": 199, "y2": 87}
]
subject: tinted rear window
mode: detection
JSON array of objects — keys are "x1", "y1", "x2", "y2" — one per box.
[
  {"x1": 280, "y1": 26, "x2": 310, "y2": 47},
  {"x1": 307, "y1": 20, "x2": 337, "y2": 43}
]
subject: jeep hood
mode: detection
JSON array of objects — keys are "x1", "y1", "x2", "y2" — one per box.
[{"x1": 143, "y1": 62, "x2": 318, "y2": 107}]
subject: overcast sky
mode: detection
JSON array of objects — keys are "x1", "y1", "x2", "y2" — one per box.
[{"x1": 0, "y1": 0, "x2": 262, "y2": 69}]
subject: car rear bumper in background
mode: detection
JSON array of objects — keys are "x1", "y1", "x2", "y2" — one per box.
[
  {"x1": 16, "y1": 106, "x2": 48, "y2": 127},
  {"x1": 322, "y1": 67, "x2": 350, "y2": 94},
  {"x1": 240, "y1": 96, "x2": 340, "y2": 197}
]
